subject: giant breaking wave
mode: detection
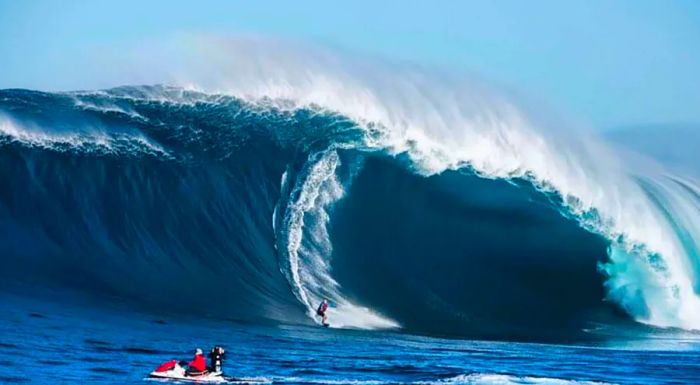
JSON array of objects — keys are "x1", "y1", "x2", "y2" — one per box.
[{"x1": 1, "y1": 44, "x2": 699, "y2": 339}]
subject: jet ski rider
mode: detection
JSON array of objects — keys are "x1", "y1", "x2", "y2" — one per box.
[
  {"x1": 208, "y1": 346, "x2": 226, "y2": 372},
  {"x1": 187, "y1": 348, "x2": 207, "y2": 373}
]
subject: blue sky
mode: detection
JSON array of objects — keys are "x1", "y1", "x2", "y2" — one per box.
[{"x1": 1, "y1": 0, "x2": 699, "y2": 128}]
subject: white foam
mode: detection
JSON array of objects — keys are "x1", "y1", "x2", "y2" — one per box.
[
  {"x1": 71, "y1": 96, "x2": 147, "y2": 121},
  {"x1": 0, "y1": 114, "x2": 169, "y2": 157},
  {"x1": 431, "y1": 373, "x2": 613, "y2": 385},
  {"x1": 278, "y1": 149, "x2": 399, "y2": 329},
  {"x1": 272, "y1": 374, "x2": 613, "y2": 385}
]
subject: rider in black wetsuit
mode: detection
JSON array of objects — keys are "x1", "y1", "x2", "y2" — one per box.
[{"x1": 208, "y1": 346, "x2": 226, "y2": 372}]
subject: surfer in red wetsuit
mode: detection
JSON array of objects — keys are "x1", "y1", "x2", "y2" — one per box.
[
  {"x1": 317, "y1": 298, "x2": 329, "y2": 326},
  {"x1": 187, "y1": 348, "x2": 207, "y2": 373}
]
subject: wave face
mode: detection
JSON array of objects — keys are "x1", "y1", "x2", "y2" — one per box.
[{"x1": 0, "y1": 84, "x2": 699, "y2": 339}]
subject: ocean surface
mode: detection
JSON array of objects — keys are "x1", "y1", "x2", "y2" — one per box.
[
  {"x1": 2, "y1": 290, "x2": 700, "y2": 385},
  {"x1": 1, "y1": 84, "x2": 699, "y2": 384}
]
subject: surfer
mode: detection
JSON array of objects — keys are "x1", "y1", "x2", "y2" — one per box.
[
  {"x1": 316, "y1": 298, "x2": 329, "y2": 326},
  {"x1": 187, "y1": 348, "x2": 207, "y2": 373}
]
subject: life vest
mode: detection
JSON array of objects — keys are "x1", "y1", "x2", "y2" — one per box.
[{"x1": 188, "y1": 354, "x2": 207, "y2": 372}]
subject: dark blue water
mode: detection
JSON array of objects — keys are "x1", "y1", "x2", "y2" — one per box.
[
  {"x1": 0, "y1": 86, "x2": 624, "y2": 339},
  {"x1": 2, "y1": 290, "x2": 699, "y2": 385},
  {"x1": 1, "y1": 86, "x2": 700, "y2": 384}
]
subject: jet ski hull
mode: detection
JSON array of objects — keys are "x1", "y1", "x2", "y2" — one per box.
[
  {"x1": 148, "y1": 366, "x2": 269, "y2": 383},
  {"x1": 149, "y1": 363, "x2": 225, "y2": 383}
]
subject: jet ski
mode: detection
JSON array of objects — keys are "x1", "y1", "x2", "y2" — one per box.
[
  {"x1": 149, "y1": 346, "x2": 268, "y2": 384},
  {"x1": 149, "y1": 360, "x2": 226, "y2": 383}
]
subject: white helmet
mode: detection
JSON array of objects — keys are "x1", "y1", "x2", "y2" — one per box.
[{"x1": 195, "y1": 348, "x2": 203, "y2": 355}]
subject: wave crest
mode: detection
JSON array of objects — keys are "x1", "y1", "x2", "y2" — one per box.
[{"x1": 0, "y1": 72, "x2": 698, "y2": 335}]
